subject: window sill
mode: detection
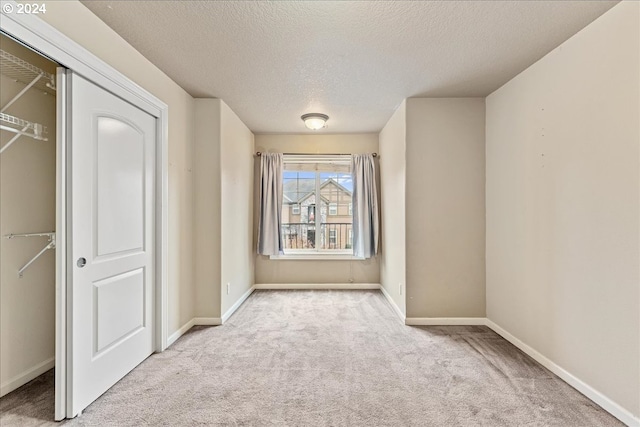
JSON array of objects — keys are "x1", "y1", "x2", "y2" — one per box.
[{"x1": 269, "y1": 253, "x2": 363, "y2": 261}]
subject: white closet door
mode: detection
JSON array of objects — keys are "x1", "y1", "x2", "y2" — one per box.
[{"x1": 68, "y1": 72, "x2": 156, "y2": 416}]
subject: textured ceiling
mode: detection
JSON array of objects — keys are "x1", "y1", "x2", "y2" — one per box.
[{"x1": 81, "y1": 1, "x2": 617, "y2": 134}]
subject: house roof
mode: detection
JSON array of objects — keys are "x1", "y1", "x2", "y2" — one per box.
[{"x1": 283, "y1": 178, "x2": 351, "y2": 205}]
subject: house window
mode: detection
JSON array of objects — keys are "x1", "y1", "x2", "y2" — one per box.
[
  {"x1": 348, "y1": 202, "x2": 352, "y2": 215},
  {"x1": 281, "y1": 155, "x2": 353, "y2": 254}
]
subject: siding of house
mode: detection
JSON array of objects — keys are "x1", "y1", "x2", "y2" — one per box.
[{"x1": 320, "y1": 183, "x2": 352, "y2": 249}]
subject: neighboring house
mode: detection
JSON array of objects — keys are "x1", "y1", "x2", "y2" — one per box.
[{"x1": 281, "y1": 178, "x2": 353, "y2": 250}]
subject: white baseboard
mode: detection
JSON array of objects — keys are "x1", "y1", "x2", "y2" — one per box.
[
  {"x1": 379, "y1": 285, "x2": 406, "y2": 322},
  {"x1": 166, "y1": 286, "x2": 257, "y2": 348},
  {"x1": 222, "y1": 286, "x2": 256, "y2": 323},
  {"x1": 167, "y1": 318, "x2": 195, "y2": 347},
  {"x1": 193, "y1": 317, "x2": 222, "y2": 326},
  {"x1": 485, "y1": 319, "x2": 639, "y2": 427},
  {"x1": 0, "y1": 357, "x2": 55, "y2": 397},
  {"x1": 162, "y1": 291, "x2": 637, "y2": 426},
  {"x1": 254, "y1": 283, "x2": 381, "y2": 290},
  {"x1": 401, "y1": 315, "x2": 638, "y2": 425},
  {"x1": 406, "y1": 317, "x2": 486, "y2": 326},
  {"x1": 166, "y1": 317, "x2": 222, "y2": 348}
]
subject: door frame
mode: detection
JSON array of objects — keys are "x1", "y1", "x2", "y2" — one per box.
[{"x1": 0, "y1": 2, "x2": 170, "y2": 420}]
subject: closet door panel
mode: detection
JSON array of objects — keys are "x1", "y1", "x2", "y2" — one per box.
[
  {"x1": 94, "y1": 116, "x2": 145, "y2": 258},
  {"x1": 68, "y1": 72, "x2": 155, "y2": 417}
]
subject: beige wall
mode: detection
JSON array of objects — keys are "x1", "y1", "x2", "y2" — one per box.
[
  {"x1": 0, "y1": 36, "x2": 57, "y2": 394},
  {"x1": 486, "y1": 1, "x2": 639, "y2": 417},
  {"x1": 379, "y1": 101, "x2": 407, "y2": 315},
  {"x1": 194, "y1": 99, "x2": 255, "y2": 318},
  {"x1": 405, "y1": 98, "x2": 486, "y2": 318},
  {"x1": 254, "y1": 134, "x2": 380, "y2": 284},
  {"x1": 220, "y1": 102, "x2": 255, "y2": 315},
  {"x1": 38, "y1": 1, "x2": 196, "y2": 335},
  {"x1": 193, "y1": 99, "x2": 222, "y2": 318}
]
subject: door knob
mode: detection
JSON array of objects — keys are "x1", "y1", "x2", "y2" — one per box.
[{"x1": 77, "y1": 257, "x2": 87, "y2": 268}]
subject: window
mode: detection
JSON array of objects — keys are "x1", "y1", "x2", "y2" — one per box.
[
  {"x1": 348, "y1": 202, "x2": 352, "y2": 216},
  {"x1": 281, "y1": 155, "x2": 353, "y2": 254}
]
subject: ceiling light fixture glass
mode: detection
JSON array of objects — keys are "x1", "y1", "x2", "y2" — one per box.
[{"x1": 301, "y1": 113, "x2": 329, "y2": 130}]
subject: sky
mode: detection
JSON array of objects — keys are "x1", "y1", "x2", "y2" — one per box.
[{"x1": 283, "y1": 171, "x2": 353, "y2": 192}]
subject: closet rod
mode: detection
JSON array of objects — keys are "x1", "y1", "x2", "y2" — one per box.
[
  {"x1": 0, "y1": 112, "x2": 48, "y2": 154},
  {"x1": 0, "y1": 112, "x2": 47, "y2": 135},
  {"x1": 256, "y1": 152, "x2": 378, "y2": 157},
  {"x1": 0, "y1": 124, "x2": 47, "y2": 140},
  {"x1": 5, "y1": 232, "x2": 55, "y2": 239}
]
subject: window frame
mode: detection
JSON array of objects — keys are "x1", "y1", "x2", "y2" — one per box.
[{"x1": 273, "y1": 155, "x2": 358, "y2": 260}]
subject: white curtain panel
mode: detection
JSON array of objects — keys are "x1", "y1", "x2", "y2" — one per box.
[
  {"x1": 257, "y1": 153, "x2": 284, "y2": 255},
  {"x1": 351, "y1": 154, "x2": 379, "y2": 259}
]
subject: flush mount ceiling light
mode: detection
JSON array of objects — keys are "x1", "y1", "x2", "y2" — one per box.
[{"x1": 301, "y1": 113, "x2": 329, "y2": 130}]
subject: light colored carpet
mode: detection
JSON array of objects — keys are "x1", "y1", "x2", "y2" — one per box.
[{"x1": 0, "y1": 290, "x2": 623, "y2": 426}]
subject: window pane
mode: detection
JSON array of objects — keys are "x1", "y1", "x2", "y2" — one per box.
[
  {"x1": 318, "y1": 172, "x2": 353, "y2": 250},
  {"x1": 282, "y1": 171, "x2": 316, "y2": 250},
  {"x1": 281, "y1": 159, "x2": 353, "y2": 252}
]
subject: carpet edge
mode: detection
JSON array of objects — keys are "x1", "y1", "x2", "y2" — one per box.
[{"x1": 486, "y1": 318, "x2": 639, "y2": 427}]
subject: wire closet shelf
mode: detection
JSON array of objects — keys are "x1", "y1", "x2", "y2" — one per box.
[
  {"x1": 0, "y1": 48, "x2": 55, "y2": 154},
  {"x1": 0, "y1": 49, "x2": 56, "y2": 94},
  {"x1": 1, "y1": 49, "x2": 57, "y2": 277}
]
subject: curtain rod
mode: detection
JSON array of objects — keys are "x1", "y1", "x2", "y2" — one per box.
[{"x1": 256, "y1": 152, "x2": 378, "y2": 157}]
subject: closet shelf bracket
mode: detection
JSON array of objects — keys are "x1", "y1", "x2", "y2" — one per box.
[
  {"x1": 0, "y1": 112, "x2": 48, "y2": 154},
  {"x1": 1, "y1": 71, "x2": 45, "y2": 114},
  {"x1": 4, "y1": 232, "x2": 56, "y2": 278}
]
